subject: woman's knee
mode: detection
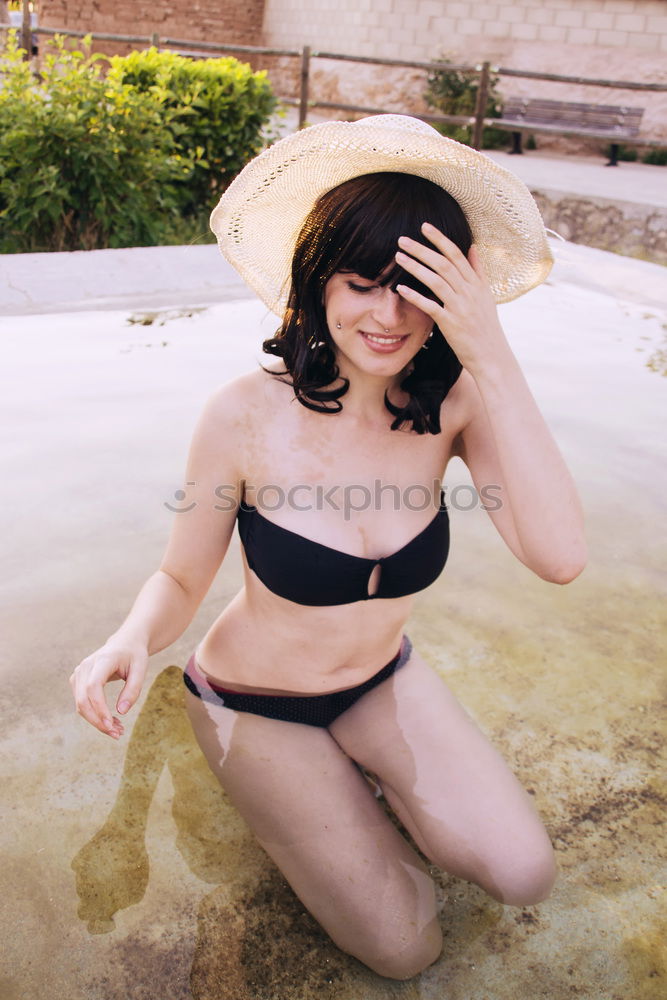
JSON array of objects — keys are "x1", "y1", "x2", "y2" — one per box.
[
  {"x1": 424, "y1": 828, "x2": 557, "y2": 908},
  {"x1": 345, "y1": 918, "x2": 443, "y2": 980},
  {"x1": 322, "y1": 864, "x2": 443, "y2": 979},
  {"x1": 485, "y1": 838, "x2": 558, "y2": 906}
]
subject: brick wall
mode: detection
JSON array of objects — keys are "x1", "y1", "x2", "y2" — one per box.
[
  {"x1": 37, "y1": 0, "x2": 266, "y2": 49},
  {"x1": 261, "y1": 0, "x2": 667, "y2": 143}
]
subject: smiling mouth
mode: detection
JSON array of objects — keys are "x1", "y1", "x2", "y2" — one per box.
[{"x1": 360, "y1": 331, "x2": 409, "y2": 348}]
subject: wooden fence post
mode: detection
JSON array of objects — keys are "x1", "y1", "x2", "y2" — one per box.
[
  {"x1": 21, "y1": 0, "x2": 31, "y2": 60},
  {"x1": 472, "y1": 61, "x2": 491, "y2": 150},
  {"x1": 298, "y1": 44, "x2": 311, "y2": 129}
]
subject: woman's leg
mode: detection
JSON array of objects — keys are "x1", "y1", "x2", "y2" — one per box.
[
  {"x1": 185, "y1": 688, "x2": 443, "y2": 980},
  {"x1": 328, "y1": 645, "x2": 557, "y2": 907}
]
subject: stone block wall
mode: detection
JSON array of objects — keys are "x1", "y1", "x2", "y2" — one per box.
[
  {"x1": 263, "y1": 0, "x2": 667, "y2": 59},
  {"x1": 261, "y1": 0, "x2": 667, "y2": 144}
]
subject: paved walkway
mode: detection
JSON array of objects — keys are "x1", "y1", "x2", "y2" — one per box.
[{"x1": 484, "y1": 147, "x2": 667, "y2": 208}]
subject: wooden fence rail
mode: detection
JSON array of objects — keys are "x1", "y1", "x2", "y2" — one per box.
[{"x1": 2, "y1": 23, "x2": 666, "y2": 149}]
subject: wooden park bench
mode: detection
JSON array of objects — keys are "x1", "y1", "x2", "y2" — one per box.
[{"x1": 495, "y1": 98, "x2": 645, "y2": 166}]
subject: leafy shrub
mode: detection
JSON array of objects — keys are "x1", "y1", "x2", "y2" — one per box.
[
  {"x1": 424, "y1": 56, "x2": 509, "y2": 150},
  {"x1": 0, "y1": 33, "x2": 191, "y2": 251},
  {"x1": 0, "y1": 34, "x2": 277, "y2": 252},
  {"x1": 642, "y1": 147, "x2": 667, "y2": 166},
  {"x1": 108, "y1": 48, "x2": 278, "y2": 216}
]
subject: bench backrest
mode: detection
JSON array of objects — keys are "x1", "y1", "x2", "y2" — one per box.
[{"x1": 503, "y1": 98, "x2": 644, "y2": 134}]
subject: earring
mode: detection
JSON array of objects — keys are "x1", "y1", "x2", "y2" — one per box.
[
  {"x1": 420, "y1": 329, "x2": 434, "y2": 351},
  {"x1": 336, "y1": 322, "x2": 341, "y2": 329},
  {"x1": 307, "y1": 335, "x2": 326, "y2": 350}
]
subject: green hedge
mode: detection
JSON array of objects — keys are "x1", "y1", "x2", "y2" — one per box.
[
  {"x1": 0, "y1": 34, "x2": 277, "y2": 252},
  {"x1": 108, "y1": 48, "x2": 277, "y2": 216}
]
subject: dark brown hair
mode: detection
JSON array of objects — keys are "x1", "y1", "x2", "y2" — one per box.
[{"x1": 262, "y1": 171, "x2": 472, "y2": 433}]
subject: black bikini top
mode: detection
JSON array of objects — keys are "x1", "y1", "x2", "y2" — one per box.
[{"x1": 236, "y1": 493, "x2": 449, "y2": 606}]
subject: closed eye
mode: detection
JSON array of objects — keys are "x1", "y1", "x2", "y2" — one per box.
[{"x1": 346, "y1": 280, "x2": 378, "y2": 294}]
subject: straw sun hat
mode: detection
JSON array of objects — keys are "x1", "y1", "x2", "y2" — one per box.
[{"x1": 210, "y1": 114, "x2": 553, "y2": 313}]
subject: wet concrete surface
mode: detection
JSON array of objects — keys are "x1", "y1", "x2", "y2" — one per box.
[{"x1": 1, "y1": 245, "x2": 666, "y2": 998}]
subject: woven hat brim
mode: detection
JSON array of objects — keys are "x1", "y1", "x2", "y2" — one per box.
[{"x1": 210, "y1": 116, "x2": 553, "y2": 314}]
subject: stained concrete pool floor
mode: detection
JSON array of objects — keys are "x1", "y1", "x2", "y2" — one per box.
[{"x1": 1, "y1": 241, "x2": 665, "y2": 999}]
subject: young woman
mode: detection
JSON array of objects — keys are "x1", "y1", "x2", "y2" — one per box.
[{"x1": 70, "y1": 116, "x2": 586, "y2": 980}]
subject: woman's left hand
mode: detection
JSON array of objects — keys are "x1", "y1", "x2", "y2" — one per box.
[{"x1": 395, "y1": 222, "x2": 506, "y2": 375}]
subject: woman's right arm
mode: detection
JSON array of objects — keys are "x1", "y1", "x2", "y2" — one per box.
[{"x1": 70, "y1": 378, "x2": 248, "y2": 739}]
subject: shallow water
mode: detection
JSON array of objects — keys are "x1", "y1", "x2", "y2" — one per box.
[{"x1": 1, "y1": 248, "x2": 665, "y2": 999}]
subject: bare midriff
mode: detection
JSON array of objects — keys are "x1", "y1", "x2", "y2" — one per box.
[{"x1": 194, "y1": 557, "x2": 413, "y2": 696}]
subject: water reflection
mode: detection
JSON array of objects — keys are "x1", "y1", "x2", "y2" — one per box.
[
  {"x1": 70, "y1": 666, "x2": 434, "y2": 998},
  {"x1": 71, "y1": 667, "x2": 239, "y2": 934}
]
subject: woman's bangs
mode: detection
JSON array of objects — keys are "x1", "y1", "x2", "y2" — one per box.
[{"x1": 335, "y1": 197, "x2": 437, "y2": 298}]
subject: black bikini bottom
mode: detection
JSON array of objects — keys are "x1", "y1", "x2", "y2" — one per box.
[{"x1": 183, "y1": 635, "x2": 412, "y2": 728}]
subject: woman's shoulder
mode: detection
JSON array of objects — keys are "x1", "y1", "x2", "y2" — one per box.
[
  {"x1": 201, "y1": 365, "x2": 291, "y2": 423},
  {"x1": 209, "y1": 363, "x2": 286, "y2": 400}
]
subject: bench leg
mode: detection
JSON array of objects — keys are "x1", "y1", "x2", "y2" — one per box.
[
  {"x1": 509, "y1": 131, "x2": 523, "y2": 155},
  {"x1": 606, "y1": 143, "x2": 619, "y2": 167}
]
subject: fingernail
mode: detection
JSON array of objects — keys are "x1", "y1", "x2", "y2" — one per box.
[
  {"x1": 118, "y1": 701, "x2": 129, "y2": 714},
  {"x1": 103, "y1": 717, "x2": 112, "y2": 728}
]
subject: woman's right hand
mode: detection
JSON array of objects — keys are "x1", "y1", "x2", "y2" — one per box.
[{"x1": 69, "y1": 637, "x2": 148, "y2": 739}]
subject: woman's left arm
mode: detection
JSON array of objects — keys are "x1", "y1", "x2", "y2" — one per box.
[{"x1": 396, "y1": 223, "x2": 587, "y2": 584}]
